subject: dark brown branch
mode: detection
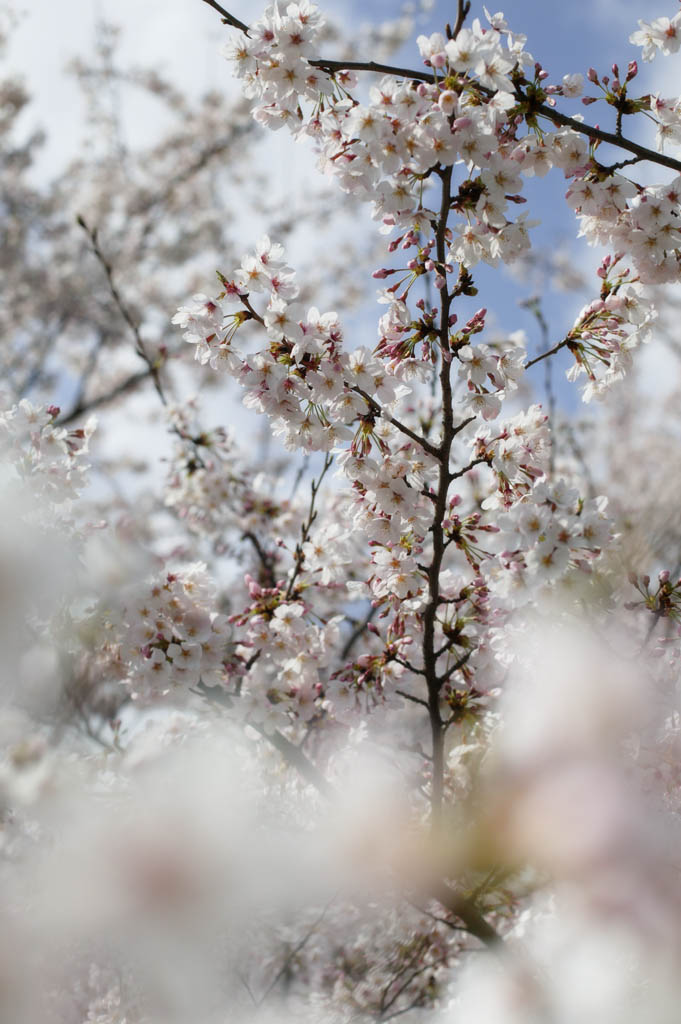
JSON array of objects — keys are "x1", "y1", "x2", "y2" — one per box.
[
  {"x1": 200, "y1": 0, "x2": 249, "y2": 33},
  {"x1": 308, "y1": 58, "x2": 432, "y2": 83},
  {"x1": 395, "y1": 689, "x2": 429, "y2": 708},
  {"x1": 422, "y1": 165, "x2": 455, "y2": 832},
  {"x1": 450, "y1": 455, "x2": 490, "y2": 481},
  {"x1": 431, "y1": 882, "x2": 501, "y2": 948},
  {"x1": 452, "y1": 414, "x2": 476, "y2": 437},
  {"x1": 205, "y1": 0, "x2": 681, "y2": 175},
  {"x1": 438, "y1": 648, "x2": 473, "y2": 686},
  {"x1": 242, "y1": 530, "x2": 277, "y2": 588},
  {"x1": 352, "y1": 386, "x2": 441, "y2": 460},
  {"x1": 524, "y1": 336, "x2": 571, "y2": 370},
  {"x1": 393, "y1": 655, "x2": 426, "y2": 675},
  {"x1": 451, "y1": 0, "x2": 471, "y2": 41},
  {"x1": 535, "y1": 102, "x2": 681, "y2": 175}
]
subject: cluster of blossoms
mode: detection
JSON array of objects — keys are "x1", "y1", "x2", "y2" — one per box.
[
  {"x1": 566, "y1": 170, "x2": 681, "y2": 286},
  {"x1": 456, "y1": 313, "x2": 526, "y2": 420},
  {"x1": 0, "y1": 400, "x2": 95, "y2": 517},
  {"x1": 225, "y1": 1, "x2": 330, "y2": 128},
  {"x1": 625, "y1": 569, "x2": 681, "y2": 673},
  {"x1": 227, "y1": 2, "x2": 536, "y2": 270},
  {"x1": 475, "y1": 403, "x2": 550, "y2": 506},
  {"x1": 470, "y1": 404, "x2": 610, "y2": 605},
  {"x1": 101, "y1": 563, "x2": 228, "y2": 701},
  {"x1": 231, "y1": 583, "x2": 343, "y2": 730},
  {"x1": 170, "y1": 0, "x2": 681, "y2": 749},
  {"x1": 7, "y1": 1, "x2": 681, "y2": 1022},
  {"x1": 651, "y1": 92, "x2": 681, "y2": 151},
  {"x1": 561, "y1": 255, "x2": 657, "y2": 400},
  {"x1": 493, "y1": 479, "x2": 611, "y2": 594},
  {"x1": 173, "y1": 235, "x2": 412, "y2": 454},
  {"x1": 164, "y1": 402, "x2": 298, "y2": 554},
  {"x1": 220, "y1": 1, "x2": 675, "y2": 391}
]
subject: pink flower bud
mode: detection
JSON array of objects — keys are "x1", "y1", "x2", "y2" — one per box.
[{"x1": 587, "y1": 67, "x2": 599, "y2": 83}]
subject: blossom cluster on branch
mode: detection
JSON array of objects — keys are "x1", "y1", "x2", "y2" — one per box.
[{"x1": 3, "y1": 0, "x2": 681, "y2": 1020}]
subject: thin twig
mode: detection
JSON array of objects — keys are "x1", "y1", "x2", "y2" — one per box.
[
  {"x1": 77, "y1": 216, "x2": 167, "y2": 407},
  {"x1": 285, "y1": 453, "x2": 333, "y2": 599},
  {"x1": 450, "y1": 455, "x2": 490, "y2": 481},
  {"x1": 259, "y1": 900, "x2": 333, "y2": 1004},
  {"x1": 352, "y1": 386, "x2": 441, "y2": 459},
  {"x1": 242, "y1": 530, "x2": 277, "y2": 588},
  {"x1": 395, "y1": 689, "x2": 429, "y2": 708},
  {"x1": 59, "y1": 368, "x2": 152, "y2": 425},
  {"x1": 524, "y1": 336, "x2": 571, "y2": 369}
]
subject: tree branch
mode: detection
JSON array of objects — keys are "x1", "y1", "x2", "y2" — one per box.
[
  {"x1": 242, "y1": 530, "x2": 277, "y2": 588},
  {"x1": 308, "y1": 58, "x2": 431, "y2": 83},
  {"x1": 77, "y1": 217, "x2": 168, "y2": 408},
  {"x1": 341, "y1": 604, "x2": 377, "y2": 660},
  {"x1": 430, "y1": 882, "x2": 501, "y2": 948},
  {"x1": 524, "y1": 336, "x2": 572, "y2": 370},
  {"x1": 422, "y1": 165, "x2": 455, "y2": 832},
  {"x1": 395, "y1": 689, "x2": 429, "y2": 708},
  {"x1": 450, "y1": 0, "x2": 471, "y2": 41},
  {"x1": 59, "y1": 368, "x2": 152, "y2": 425},
  {"x1": 285, "y1": 453, "x2": 333, "y2": 599},
  {"x1": 450, "y1": 455, "x2": 490, "y2": 481},
  {"x1": 352, "y1": 386, "x2": 441, "y2": 459},
  {"x1": 200, "y1": 0, "x2": 249, "y2": 33},
  {"x1": 257, "y1": 726, "x2": 336, "y2": 799}
]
